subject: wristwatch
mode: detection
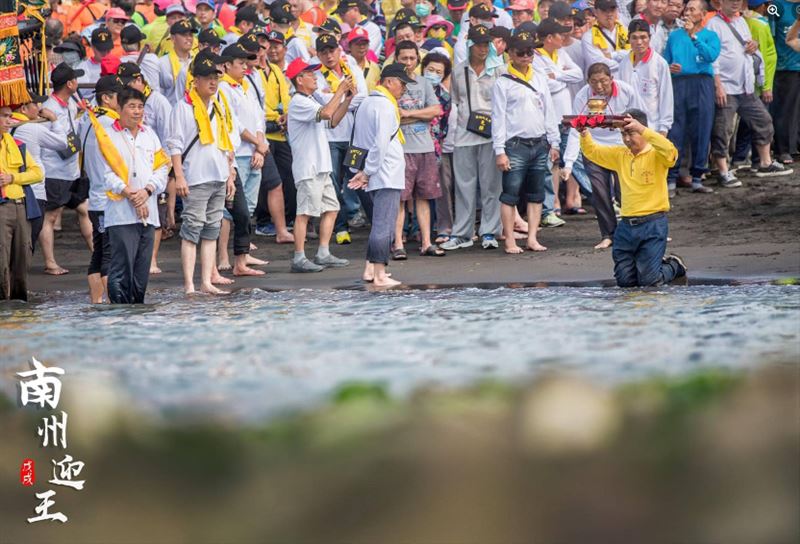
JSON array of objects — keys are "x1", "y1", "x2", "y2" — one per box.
[{"x1": 145, "y1": 187, "x2": 153, "y2": 197}]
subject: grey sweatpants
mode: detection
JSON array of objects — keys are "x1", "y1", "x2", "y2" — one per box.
[
  {"x1": 107, "y1": 223, "x2": 155, "y2": 304},
  {"x1": 452, "y1": 141, "x2": 501, "y2": 239},
  {"x1": 366, "y1": 189, "x2": 401, "y2": 265}
]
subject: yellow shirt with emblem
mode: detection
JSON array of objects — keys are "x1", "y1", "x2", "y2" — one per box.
[
  {"x1": 0, "y1": 135, "x2": 44, "y2": 201},
  {"x1": 579, "y1": 128, "x2": 677, "y2": 218},
  {"x1": 264, "y1": 63, "x2": 292, "y2": 142}
]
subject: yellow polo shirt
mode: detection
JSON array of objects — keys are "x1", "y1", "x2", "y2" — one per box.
[
  {"x1": 580, "y1": 128, "x2": 677, "y2": 218},
  {"x1": 0, "y1": 135, "x2": 44, "y2": 201},
  {"x1": 264, "y1": 63, "x2": 292, "y2": 142}
]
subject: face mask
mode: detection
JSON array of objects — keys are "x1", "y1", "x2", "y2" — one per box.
[
  {"x1": 61, "y1": 51, "x2": 81, "y2": 67},
  {"x1": 423, "y1": 71, "x2": 442, "y2": 86},
  {"x1": 415, "y1": 3, "x2": 432, "y2": 17},
  {"x1": 479, "y1": 21, "x2": 494, "y2": 29},
  {"x1": 428, "y1": 28, "x2": 447, "y2": 40}
]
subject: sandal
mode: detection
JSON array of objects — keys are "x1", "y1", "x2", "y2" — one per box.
[
  {"x1": 434, "y1": 233, "x2": 451, "y2": 244},
  {"x1": 391, "y1": 247, "x2": 407, "y2": 261},
  {"x1": 564, "y1": 207, "x2": 587, "y2": 215},
  {"x1": 420, "y1": 245, "x2": 446, "y2": 257}
]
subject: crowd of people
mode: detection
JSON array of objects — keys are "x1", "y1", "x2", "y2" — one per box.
[{"x1": 1, "y1": 0, "x2": 798, "y2": 299}]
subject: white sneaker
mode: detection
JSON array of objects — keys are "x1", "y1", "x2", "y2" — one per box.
[{"x1": 718, "y1": 171, "x2": 742, "y2": 188}]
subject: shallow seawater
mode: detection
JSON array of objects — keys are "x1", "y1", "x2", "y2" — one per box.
[{"x1": 1, "y1": 285, "x2": 798, "y2": 421}]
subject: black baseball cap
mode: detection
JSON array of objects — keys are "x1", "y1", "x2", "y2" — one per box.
[
  {"x1": 198, "y1": 28, "x2": 225, "y2": 46},
  {"x1": 53, "y1": 40, "x2": 84, "y2": 55},
  {"x1": 468, "y1": 3, "x2": 499, "y2": 20},
  {"x1": 91, "y1": 28, "x2": 114, "y2": 52},
  {"x1": 117, "y1": 61, "x2": 143, "y2": 83},
  {"x1": 95, "y1": 74, "x2": 124, "y2": 95},
  {"x1": 51, "y1": 62, "x2": 85, "y2": 87},
  {"x1": 548, "y1": 1, "x2": 573, "y2": 20},
  {"x1": 393, "y1": 8, "x2": 423, "y2": 29},
  {"x1": 170, "y1": 19, "x2": 195, "y2": 35},
  {"x1": 316, "y1": 33, "x2": 339, "y2": 51},
  {"x1": 120, "y1": 25, "x2": 146, "y2": 45},
  {"x1": 270, "y1": 0, "x2": 296, "y2": 23},
  {"x1": 509, "y1": 30, "x2": 536, "y2": 50},
  {"x1": 313, "y1": 18, "x2": 342, "y2": 34},
  {"x1": 238, "y1": 31, "x2": 263, "y2": 52},
  {"x1": 267, "y1": 30, "x2": 285, "y2": 44},
  {"x1": 191, "y1": 53, "x2": 224, "y2": 77},
  {"x1": 515, "y1": 21, "x2": 538, "y2": 35},
  {"x1": 490, "y1": 26, "x2": 512, "y2": 40},
  {"x1": 235, "y1": 5, "x2": 260, "y2": 25},
  {"x1": 221, "y1": 42, "x2": 257, "y2": 60},
  {"x1": 537, "y1": 17, "x2": 572, "y2": 37},
  {"x1": 336, "y1": 0, "x2": 363, "y2": 13},
  {"x1": 467, "y1": 24, "x2": 492, "y2": 44},
  {"x1": 380, "y1": 62, "x2": 415, "y2": 84},
  {"x1": 594, "y1": 0, "x2": 618, "y2": 11}
]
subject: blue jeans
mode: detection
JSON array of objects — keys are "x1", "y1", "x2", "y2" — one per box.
[
  {"x1": 667, "y1": 75, "x2": 715, "y2": 183},
  {"x1": 235, "y1": 155, "x2": 261, "y2": 216},
  {"x1": 612, "y1": 214, "x2": 681, "y2": 287},
  {"x1": 329, "y1": 141, "x2": 360, "y2": 232},
  {"x1": 500, "y1": 137, "x2": 548, "y2": 206}
]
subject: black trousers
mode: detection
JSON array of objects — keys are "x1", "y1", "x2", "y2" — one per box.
[
  {"x1": 271, "y1": 140, "x2": 296, "y2": 221},
  {"x1": 584, "y1": 158, "x2": 620, "y2": 240},
  {"x1": 107, "y1": 223, "x2": 155, "y2": 304},
  {"x1": 771, "y1": 71, "x2": 800, "y2": 157},
  {"x1": 230, "y1": 171, "x2": 250, "y2": 256}
]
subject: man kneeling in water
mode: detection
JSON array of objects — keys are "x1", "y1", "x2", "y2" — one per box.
[{"x1": 578, "y1": 109, "x2": 687, "y2": 287}]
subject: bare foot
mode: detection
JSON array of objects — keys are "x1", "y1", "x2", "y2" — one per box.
[
  {"x1": 44, "y1": 266, "x2": 69, "y2": 275},
  {"x1": 526, "y1": 242, "x2": 547, "y2": 251},
  {"x1": 184, "y1": 284, "x2": 195, "y2": 295},
  {"x1": 249, "y1": 242, "x2": 257, "y2": 251},
  {"x1": 150, "y1": 265, "x2": 162, "y2": 274},
  {"x1": 594, "y1": 238, "x2": 613, "y2": 250},
  {"x1": 276, "y1": 233, "x2": 294, "y2": 244},
  {"x1": 246, "y1": 255, "x2": 268, "y2": 266},
  {"x1": 363, "y1": 272, "x2": 392, "y2": 282},
  {"x1": 200, "y1": 283, "x2": 230, "y2": 295},
  {"x1": 372, "y1": 275, "x2": 401, "y2": 287},
  {"x1": 513, "y1": 231, "x2": 527, "y2": 240},
  {"x1": 514, "y1": 222, "x2": 529, "y2": 234},
  {"x1": 504, "y1": 244, "x2": 524, "y2": 254},
  {"x1": 233, "y1": 265, "x2": 265, "y2": 277},
  {"x1": 211, "y1": 272, "x2": 235, "y2": 285},
  {"x1": 217, "y1": 262, "x2": 232, "y2": 272}
]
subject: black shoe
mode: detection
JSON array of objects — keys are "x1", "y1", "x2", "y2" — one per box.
[{"x1": 664, "y1": 253, "x2": 687, "y2": 278}]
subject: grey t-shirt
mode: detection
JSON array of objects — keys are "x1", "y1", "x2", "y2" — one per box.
[{"x1": 398, "y1": 75, "x2": 439, "y2": 154}]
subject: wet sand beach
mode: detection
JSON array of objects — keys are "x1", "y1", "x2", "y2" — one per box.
[{"x1": 25, "y1": 172, "x2": 800, "y2": 295}]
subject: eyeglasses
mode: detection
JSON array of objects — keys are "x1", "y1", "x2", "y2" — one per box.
[{"x1": 514, "y1": 48, "x2": 535, "y2": 57}]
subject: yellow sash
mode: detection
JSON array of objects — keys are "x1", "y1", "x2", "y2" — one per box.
[
  {"x1": 591, "y1": 22, "x2": 629, "y2": 51},
  {"x1": 221, "y1": 72, "x2": 250, "y2": 94},
  {"x1": 188, "y1": 86, "x2": 233, "y2": 152},
  {"x1": 0, "y1": 132, "x2": 24, "y2": 170},
  {"x1": 321, "y1": 59, "x2": 352, "y2": 92},
  {"x1": 374, "y1": 85, "x2": 405, "y2": 144},
  {"x1": 168, "y1": 50, "x2": 188, "y2": 80},
  {"x1": 507, "y1": 63, "x2": 533, "y2": 82}
]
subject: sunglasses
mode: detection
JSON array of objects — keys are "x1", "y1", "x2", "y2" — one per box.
[
  {"x1": 110, "y1": 18, "x2": 128, "y2": 24},
  {"x1": 514, "y1": 48, "x2": 535, "y2": 57},
  {"x1": 430, "y1": 25, "x2": 447, "y2": 31}
]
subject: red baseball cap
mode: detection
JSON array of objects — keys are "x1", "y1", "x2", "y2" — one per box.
[
  {"x1": 105, "y1": 7, "x2": 131, "y2": 20},
  {"x1": 347, "y1": 26, "x2": 370, "y2": 44},
  {"x1": 285, "y1": 58, "x2": 321, "y2": 80},
  {"x1": 508, "y1": 0, "x2": 536, "y2": 10}
]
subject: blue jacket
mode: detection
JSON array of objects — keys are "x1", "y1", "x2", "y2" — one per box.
[{"x1": 663, "y1": 27, "x2": 721, "y2": 77}]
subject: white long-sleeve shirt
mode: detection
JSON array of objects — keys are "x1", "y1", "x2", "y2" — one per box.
[
  {"x1": 581, "y1": 24, "x2": 631, "y2": 75},
  {"x1": 491, "y1": 71, "x2": 561, "y2": 155},
  {"x1": 219, "y1": 77, "x2": 266, "y2": 156},
  {"x1": 11, "y1": 118, "x2": 68, "y2": 200},
  {"x1": 144, "y1": 89, "x2": 172, "y2": 146},
  {"x1": 351, "y1": 92, "x2": 405, "y2": 192},
  {"x1": 563, "y1": 79, "x2": 645, "y2": 169},
  {"x1": 158, "y1": 53, "x2": 192, "y2": 103},
  {"x1": 103, "y1": 122, "x2": 168, "y2": 228},
  {"x1": 532, "y1": 48, "x2": 585, "y2": 119},
  {"x1": 120, "y1": 52, "x2": 162, "y2": 91},
  {"x1": 76, "y1": 58, "x2": 102, "y2": 102},
  {"x1": 562, "y1": 39, "x2": 588, "y2": 99},
  {"x1": 77, "y1": 111, "x2": 118, "y2": 211},
  {"x1": 165, "y1": 98, "x2": 232, "y2": 186},
  {"x1": 40, "y1": 95, "x2": 80, "y2": 181},
  {"x1": 617, "y1": 48, "x2": 674, "y2": 133},
  {"x1": 284, "y1": 35, "x2": 311, "y2": 65},
  {"x1": 313, "y1": 55, "x2": 368, "y2": 143},
  {"x1": 705, "y1": 13, "x2": 764, "y2": 95}
]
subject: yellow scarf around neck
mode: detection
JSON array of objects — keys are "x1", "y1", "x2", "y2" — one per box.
[
  {"x1": 374, "y1": 85, "x2": 405, "y2": 144},
  {"x1": 168, "y1": 50, "x2": 188, "y2": 80},
  {"x1": 188, "y1": 86, "x2": 233, "y2": 152},
  {"x1": 1, "y1": 132, "x2": 24, "y2": 170},
  {"x1": 10, "y1": 112, "x2": 28, "y2": 122},
  {"x1": 507, "y1": 63, "x2": 533, "y2": 82},
  {"x1": 537, "y1": 47, "x2": 558, "y2": 64},
  {"x1": 321, "y1": 59, "x2": 352, "y2": 93},
  {"x1": 94, "y1": 106, "x2": 120, "y2": 120},
  {"x1": 592, "y1": 22, "x2": 629, "y2": 52},
  {"x1": 221, "y1": 72, "x2": 250, "y2": 94}
]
